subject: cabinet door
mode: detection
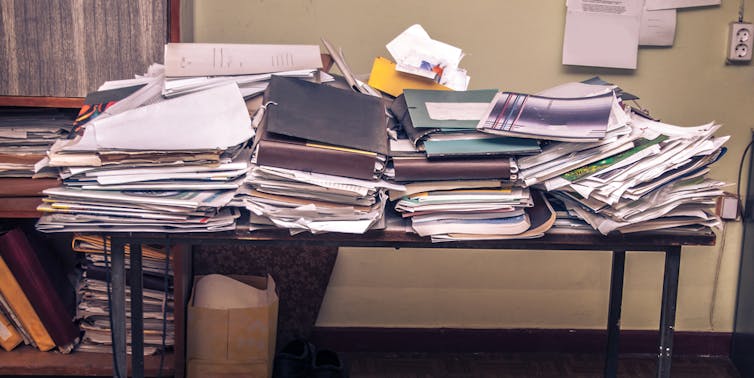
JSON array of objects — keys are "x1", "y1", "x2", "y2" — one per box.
[{"x1": 0, "y1": 0, "x2": 168, "y2": 99}]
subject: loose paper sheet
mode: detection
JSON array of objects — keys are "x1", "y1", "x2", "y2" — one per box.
[
  {"x1": 639, "y1": 8, "x2": 676, "y2": 46},
  {"x1": 562, "y1": 0, "x2": 645, "y2": 69},
  {"x1": 645, "y1": 0, "x2": 720, "y2": 10}
]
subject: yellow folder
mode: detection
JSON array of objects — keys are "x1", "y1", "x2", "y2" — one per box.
[
  {"x1": 367, "y1": 57, "x2": 451, "y2": 97},
  {"x1": 0, "y1": 255, "x2": 55, "y2": 351},
  {"x1": 0, "y1": 309, "x2": 23, "y2": 351}
]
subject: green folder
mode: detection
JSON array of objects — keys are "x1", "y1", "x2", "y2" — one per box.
[
  {"x1": 424, "y1": 136, "x2": 541, "y2": 158},
  {"x1": 403, "y1": 89, "x2": 498, "y2": 129}
]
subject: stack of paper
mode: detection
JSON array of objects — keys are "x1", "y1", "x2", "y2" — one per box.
[
  {"x1": 72, "y1": 235, "x2": 174, "y2": 355},
  {"x1": 386, "y1": 88, "x2": 554, "y2": 241},
  {"x1": 543, "y1": 113, "x2": 728, "y2": 235},
  {"x1": 35, "y1": 82, "x2": 252, "y2": 233},
  {"x1": 162, "y1": 43, "x2": 324, "y2": 98},
  {"x1": 0, "y1": 108, "x2": 72, "y2": 178},
  {"x1": 241, "y1": 76, "x2": 399, "y2": 234}
]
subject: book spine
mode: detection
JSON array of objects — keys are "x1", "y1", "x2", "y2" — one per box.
[
  {"x1": 0, "y1": 291, "x2": 25, "y2": 351},
  {"x1": 0, "y1": 229, "x2": 79, "y2": 351},
  {"x1": 0, "y1": 255, "x2": 55, "y2": 351},
  {"x1": 392, "y1": 157, "x2": 513, "y2": 182},
  {"x1": 256, "y1": 138, "x2": 378, "y2": 181}
]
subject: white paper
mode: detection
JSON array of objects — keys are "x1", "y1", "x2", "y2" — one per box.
[
  {"x1": 64, "y1": 83, "x2": 252, "y2": 152},
  {"x1": 386, "y1": 24, "x2": 469, "y2": 90},
  {"x1": 639, "y1": 8, "x2": 676, "y2": 46},
  {"x1": 164, "y1": 43, "x2": 323, "y2": 77},
  {"x1": 425, "y1": 102, "x2": 490, "y2": 120},
  {"x1": 563, "y1": 0, "x2": 645, "y2": 69},
  {"x1": 645, "y1": 0, "x2": 719, "y2": 10}
]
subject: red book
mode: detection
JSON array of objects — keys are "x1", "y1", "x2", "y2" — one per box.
[{"x1": 0, "y1": 228, "x2": 78, "y2": 352}]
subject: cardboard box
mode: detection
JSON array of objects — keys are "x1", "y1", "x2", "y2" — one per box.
[
  {"x1": 187, "y1": 274, "x2": 278, "y2": 378},
  {"x1": 187, "y1": 359, "x2": 268, "y2": 378}
]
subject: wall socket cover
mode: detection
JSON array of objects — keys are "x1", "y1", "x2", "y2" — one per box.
[{"x1": 727, "y1": 22, "x2": 753, "y2": 63}]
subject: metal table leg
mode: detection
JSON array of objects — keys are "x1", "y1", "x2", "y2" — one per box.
[
  {"x1": 605, "y1": 250, "x2": 626, "y2": 378},
  {"x1": 657, "y1": 246, "x2": 681, "y2": 378},
  {"x1": 130, "y1": 242, "x2": 144, "y2": 378},
  {"x1": 110, "y1": 238, "x2": 127, "y2": 378}
]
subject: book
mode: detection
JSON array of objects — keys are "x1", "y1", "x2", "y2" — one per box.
[
  {"x1": 476, "y1": 91, "x2": 615, "y2": 142},
  {"x1": 0, "y1": 299, "x2": 23, "y2": 351},
  {"x1": 255, "y1": 130, "x2": 384, "y2": 180},
  {"x1": 262, "y1": 76, "x2": 388, "y2": 155},
  {"x1": 0, "y1": 229, "x2": 79, "y2": 352},
  {"x1": 254, "y1": 76, "x2": 388, "y2": 179},
  {"x1": 0, "y1": 254, "x2": 55, "y2": 351},
  {"x1": 391, "y1": 155, "x2": 517, "y2": 182}
]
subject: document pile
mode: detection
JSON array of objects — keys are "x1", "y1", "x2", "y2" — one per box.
[
  {"x1": 35, "y1": 82, "x2": 252, "y2": 233},
  {"x1": 386, "y1": 89, "x2": 553, "y2": 241},
  {"x1": 239, "y1": 76, "x2": 401, "y2": 234},
  {"x1": 73, "y1": 235, "x2": 174, "y2": 355},
  {"x1": 544, "y1": 114, "x2": 728, "y2": 235},
  {"x1": 494, "y1": 80, "x2": 729, "y2": 235},
  {"x1": 162, "y1": 43, "x2": 323, "y2": 98},
  {"x1": 0, "y1": 108, "x2": 71, "y2": 178}
]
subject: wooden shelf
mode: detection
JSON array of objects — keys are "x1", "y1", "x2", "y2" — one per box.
[
  {"x1": 0, "y1": 96, "x2": 84, "y2": 109},
  {"x1": 0, "y1": 345, "x2": 174, "y2": 376}
]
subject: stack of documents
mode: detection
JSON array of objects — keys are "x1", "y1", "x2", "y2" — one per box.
[
  {"x1": 241, "y1": 76, "x2": 397, "y2": 234},
  {"x1": 162, "y1": 43, "x2": 324, "y2": 98},
  {"x1": 73, "y1": 235, "x2": 174, "y2": 355},
  {"x1": 35, "y1": 82, "x2": 252, "y2": 233},
  {"x1": 386, "y1": 88, "x2": 554, "y2": 241},
  {"x1": 238, "y1": 166, "x2": 402, "y2": 234},
  {"x1": 543, "y1": 112, "x2": 728, "y2": 235},
  {"x1": 488, "y1": 78, "x2": 729, "y2": 235},
  {"x1": 0, "y1": 108, "x2": 72, "y2": 178}
]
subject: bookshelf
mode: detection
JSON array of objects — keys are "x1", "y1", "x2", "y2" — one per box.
[{"x1": 0, "y1": 1, "x2": 182, "y2": 376}]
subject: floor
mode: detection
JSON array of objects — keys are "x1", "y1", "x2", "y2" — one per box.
[{"x1": 341, "y1": 352, "x2": 740, "y2": 378}]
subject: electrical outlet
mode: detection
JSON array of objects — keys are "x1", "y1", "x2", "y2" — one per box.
[{"x1": 727, "y1": 22, "x2": 753, "y2": 63}]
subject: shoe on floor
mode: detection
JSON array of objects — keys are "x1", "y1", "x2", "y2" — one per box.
[
  {"x1": 312, "y1": 349, "x2": 347, "y2": 378},
  {"x1": 272, "y1": 339, "x2": 315, "y2": 378}
]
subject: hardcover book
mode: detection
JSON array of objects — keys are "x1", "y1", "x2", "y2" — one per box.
[{"x1": 0, "y1": 228, "x2": 79, "y2": 352}]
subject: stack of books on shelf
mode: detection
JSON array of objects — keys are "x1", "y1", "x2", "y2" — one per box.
[
  {"x1": 72, "y1": 235, "x2": 173, "y2": 355},
  {"x1": 0, "y1": 228, "x2": 78, "y2": 353},
  {"x1": 0, "y1": 108, "x2": 72, "y2": 216}
]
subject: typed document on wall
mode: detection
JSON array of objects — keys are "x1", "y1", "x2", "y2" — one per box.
[{"x1": 562, "y1": 0, "x2": 645, "y2": 69}]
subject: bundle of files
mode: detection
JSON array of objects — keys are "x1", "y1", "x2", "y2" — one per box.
[
  {"x1": 239, "y1": 75, "x2": 398, "y2": 234},
  {"x1": 0, "y1": 107, "x2": 71, "y2": 178},
  {"x1": 538, "y1": 112, "x2": 728, "y2": 235},
  {"x1": 0, "y1": 228, "x2": 79, "y2": 353},
  {"x1": 473, "y1": 79, "x2": 729, "y2": 235},
  {"x1": 72, "y1": 235, "x2": 174, "y2": 355},
  {"x1": 161, "y1": 43, "x2": 324, "y2": 98},
  {"x1": 385, "y1": 88, "x2": 557, "y2": 241},
  {"x1": 35, "y1": 81, "x2": 252, "y2": 233}
]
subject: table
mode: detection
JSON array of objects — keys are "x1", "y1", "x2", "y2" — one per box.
[{"x1": 105, "y1": 226, "x2": 715, "y2": 378}]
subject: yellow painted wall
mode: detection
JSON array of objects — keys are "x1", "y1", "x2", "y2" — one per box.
[{"x1": 189, "y1": 0, "x2": 754, "y2": 331}]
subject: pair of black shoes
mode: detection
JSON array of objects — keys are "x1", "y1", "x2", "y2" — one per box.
[{"x1": 272, "y1": 339, "x2": 347, "y2": 378}]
